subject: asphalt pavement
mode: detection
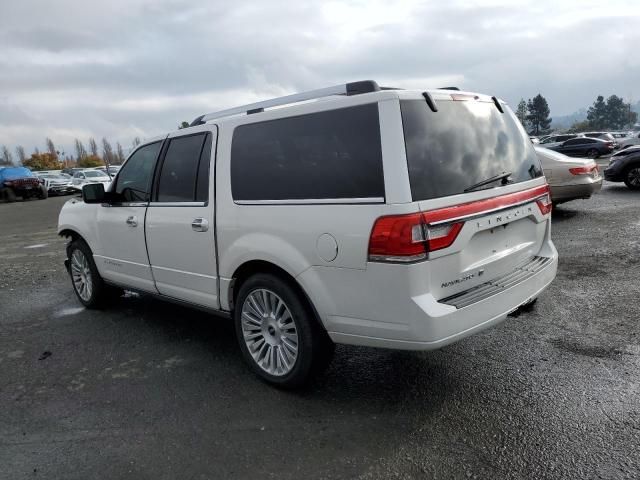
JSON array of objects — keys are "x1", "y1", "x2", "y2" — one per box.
[{"x1": 0, "y1": 187, "x2": 638, "y2": 479}]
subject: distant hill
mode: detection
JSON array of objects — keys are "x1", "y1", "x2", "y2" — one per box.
[{"x1": 551, "y1": 101, "x2": 640, "y2": 130}]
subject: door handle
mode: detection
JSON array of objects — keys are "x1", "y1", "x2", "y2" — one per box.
[
  {"x1": 126, "y1": 215, "x2": 138, "y2": 227},
  {"x1": 191, "y1": 218, "x2": 209, "y2": 232}
]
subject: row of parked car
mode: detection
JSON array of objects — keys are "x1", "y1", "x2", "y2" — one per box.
[
  {"x1": 530, "y1": 130, "x2": 640, "y2": 158},
  {"x1": 0, "y1": 166, "x2": 119, "y2": 202}
]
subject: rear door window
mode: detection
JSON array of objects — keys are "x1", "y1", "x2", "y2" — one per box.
[
  {"x1": 230, "y1": 104, "x2": 384, "y2": 201},
  {"x1": 156, "y1": 133, "x2": 210, "y2": 202},
  {"x1": 400, "y1": 99, "x2": 542, "y2": 201}
]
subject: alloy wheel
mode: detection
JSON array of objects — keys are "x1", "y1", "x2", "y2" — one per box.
[
  {"x1": 70, "y1": 249, "x2": 93, "y2": 302},
  {"x1": 627, "y1": 167, "x2": 640, "y2": 187},
  {"x1": 241, "y1": 289, "x2": 299, "y2": 376}
]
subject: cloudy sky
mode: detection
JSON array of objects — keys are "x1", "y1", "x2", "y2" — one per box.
[{"x1": 1, "y1": 0, "x2": 639, "y2": 157}]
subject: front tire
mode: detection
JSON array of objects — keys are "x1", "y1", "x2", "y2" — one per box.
[
  {"x1": 234, "y1": 273, "x2": 334, "y2": 388},
  {"x1": 1, "y1": 187, "x2": 16, "y2": 202},
  {"x1": 623, "y1": 165, "x2": 640, "y2": 190},
  {"x1": 38, "y1": 185, "x2": 48, "y2": 199},
  {"x1": 67, "y1": 239, "x2": 117, "y2": 308},
  {"x1": 587, "y1": 148, "x2": 599, "y2": 158}
]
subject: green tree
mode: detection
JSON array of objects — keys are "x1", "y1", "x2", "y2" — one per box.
[
  {"x1": 526, "y1": 94, "x2": 552, "y2": 135},
  {"x1": 587, "y1": 96, "x2": 607, "y2": 129},
  {"x1": 23, "y1": 152, "x2": 60, "y2": 170},
  {"x1": 515, "y1": 99, "x2": 528, "y2": 129},
  {"x1": 77, "y1": 154, "x2": 104, "y2": 168},
  {"x1": 179, "y1": 121, "x2": 190, "y2": 129},
  {"x1": 605, "y1": 95, "x2": 630, "y2": 130}
]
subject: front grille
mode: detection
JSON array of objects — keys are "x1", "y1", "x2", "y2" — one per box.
[{"x1": 440, "y1": 256, "x2": 553, "y2": 309}]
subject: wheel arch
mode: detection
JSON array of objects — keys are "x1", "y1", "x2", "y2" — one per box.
[{"x1": 228, "y1": 260, "x2": 327, "y2": 333}]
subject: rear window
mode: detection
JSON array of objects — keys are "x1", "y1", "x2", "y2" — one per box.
[
  {"x1": 231, "y1": 104, "x2": 384, "y2": 201},
  {"x1": 401, "y1": 99, "x2": 542, "y2": 201}
]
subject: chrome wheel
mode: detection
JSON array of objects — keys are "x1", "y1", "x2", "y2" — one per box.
[
  {"x1": 241, "y1": 289, "x2": 299, "y2": 376},
  {"x1": 627, "y1": 167, "x2": 640, "y2": 187},
  {"x1": 70, "y1": 249, "x2": 93, "y2": 302}
]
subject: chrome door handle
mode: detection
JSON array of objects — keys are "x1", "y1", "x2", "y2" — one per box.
[
  {"x1": 126, "y1": 215, "x2": 138, "y2": 227},
  {"x1": 191, "y1": 218, "x2": 209, "y2": 232}
]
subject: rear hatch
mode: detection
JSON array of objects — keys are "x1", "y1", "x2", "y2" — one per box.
[{"x1": 400, "y1": 93, "x2": 551, "y2": 303}]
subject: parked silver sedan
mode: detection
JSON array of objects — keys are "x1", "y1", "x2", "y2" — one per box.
[{"x1": 535, "y1": 146, "x2": 602, "y2": 206}]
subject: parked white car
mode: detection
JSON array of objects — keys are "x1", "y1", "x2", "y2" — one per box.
[
  {"x1": 58, "y1": 81, "x2": 558, "y2": 387},
  {"x1": 34, "y1": 172, "x2": 75, "y2": 195},
  {"x1": 71, "y1": 169, "x2": 112, "y2": 191},
  {"x1": 619, "y1": 131, "x2": 640, "y2": 149},
  {"x1": 535, "y1": 147, "x2": 602, "y2": 206}
]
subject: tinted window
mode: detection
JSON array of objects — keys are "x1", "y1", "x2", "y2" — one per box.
[
  {"x1": 114, "y1": 141, "x2": 161, "y2": 202},
  {"x1": 401, "y1": 100, "x2": 542, "y2": 201},
  {"x1": 156, "y1": 134, "x2": 206, "y2": 202},
  {"x1": 231, "y1": 104, "x2": 384, "y2": 201},
  {"x1": 196, "y1": 134, "x2": 212, "y2": 202}
]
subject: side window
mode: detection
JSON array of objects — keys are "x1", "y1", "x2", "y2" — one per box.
[
  {"x1": 196, "y1": 134, "x2": 212, "y2": 202},
  {"x1": 230, "y1": 104, "x2": 384, "y2": 201},
  {"x1": 156, "y1": 133, "x2": 208, "y2": 203},
  {"x1": 114, "y1": 141, "x2": 162, "y2": 202}
]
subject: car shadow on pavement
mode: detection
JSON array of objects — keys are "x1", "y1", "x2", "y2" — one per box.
[{"x1": 105, "y1": 291, "x2": 463, "y2": 409}]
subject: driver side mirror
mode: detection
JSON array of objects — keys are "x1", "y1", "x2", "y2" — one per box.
[{"x1": 82, "y1": 183, "x2": 106, "y2": 203}]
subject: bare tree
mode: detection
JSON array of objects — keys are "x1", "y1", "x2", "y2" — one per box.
[
  {"x1": 74, "y1": 139, "x2": 87, "y2": 161},
  {"x1": 34, "y1": 147, "x2": 40, "y2": 155},
  {"x1": 102, "y1": 138, "x2": 115, "y2": 165},
  {"x1": 45, "y1": 137, "x2": 58, "y2": 159},
  {"x1": 88, "y1": 137, "x2": 99, "y2": 157},
  {"x1": 0, "y1": 145, "x2": 13, "y2": 165},
  {"x1": 116, "y1": 142, "x2": 126, "y2": 164},
  {"x1": 132, "y1": 136, "x2": 141, "y2": 148},
  {"x1": 15, "y1": 146, "x2": 26, "y2": 163}
]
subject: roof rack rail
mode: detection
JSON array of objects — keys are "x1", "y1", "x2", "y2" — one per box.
[
  {"x1": 191, "y1": 80, "x2": 380, "y2": 125},
  {"x1": 438, "y1": 87, "x2": 460, "y2": 91}
]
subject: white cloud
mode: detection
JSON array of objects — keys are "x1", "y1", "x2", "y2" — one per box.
[{"x1": 0, "y1": 0, "x2": 638, "y2": 155}]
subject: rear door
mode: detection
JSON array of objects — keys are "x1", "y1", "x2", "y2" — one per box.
[
  {"x1": 145, "y1": 126, "x2": 219, "y2": 309},
  {"x1": 400, "y1": 95, "x2": 551, "y2": 301}
]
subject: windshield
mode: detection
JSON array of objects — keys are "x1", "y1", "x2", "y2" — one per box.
[
  {"x1": 400, "y1": 99, "x2": 542, "y2": 201},
  {"x1": 85, "y1": 171, "x2": 109, "y2": 178}
]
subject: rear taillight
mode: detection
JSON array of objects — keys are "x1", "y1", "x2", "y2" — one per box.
[
  {"x1": 569, "y1": 164, "x2": 598, "y2": 175},
  {"x1": 368, "y1": 214, "x2": 464, "y2": 263},
  {"x1": 368, "y1": 184, "x2": 552, "y2": 262},
  {"x1": 536, "y1": 192, "x2": 553, "y2": 215}
]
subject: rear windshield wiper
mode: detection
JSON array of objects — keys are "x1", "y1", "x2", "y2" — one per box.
[{"x1": 464, "y1": 171, "x2": 512, "y2": 193}]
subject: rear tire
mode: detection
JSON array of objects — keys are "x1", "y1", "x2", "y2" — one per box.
[
  {"x1": 623, "y1": 165, "x2": 640, "y2": 190},
  {"x1": 67, "y1": 239, "x2": 119, "y2": 309},
  {"x1": 1, "y1": 187, "x2": 16, "y2": 203},
  {"x1": 234, "y1": 273, "x2": 334, "y2": 388},
  {"x1": 587, "y1": 148, "x2": 599, "y2": 158}
]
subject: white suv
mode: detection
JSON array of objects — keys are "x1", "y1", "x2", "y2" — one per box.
[{"x1": 58, "y1": 81, "x2": 558, "y2": 387}]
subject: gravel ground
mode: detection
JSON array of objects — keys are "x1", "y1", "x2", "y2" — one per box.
[{"x1": 0, "y1": 185, "x2": 638, "y2": 480}]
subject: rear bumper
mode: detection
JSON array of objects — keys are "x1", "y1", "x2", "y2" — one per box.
[
  {"x1": 550, "y1": 179, "x2": 602, "y2": 202},
  {"x1": 300, "y1": 245, "x2": 558, "y2": 351}
]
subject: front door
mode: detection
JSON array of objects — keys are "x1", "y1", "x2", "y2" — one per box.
[
  {"x1": 145, "y1": 126, "x2": 219, "y2": 309},
  {"x1": 94, "y1": 140, "x2": 164, "y2": 292}
]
